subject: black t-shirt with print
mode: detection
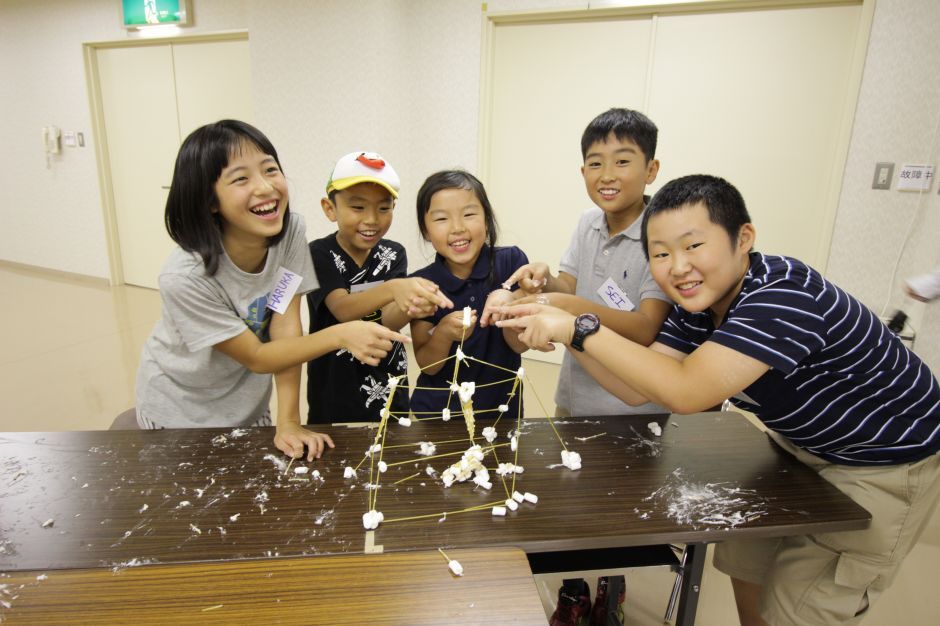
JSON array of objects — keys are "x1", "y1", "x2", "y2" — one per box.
[{"x1": 306, "y1": 233, "x2": 409, "y2": 424}]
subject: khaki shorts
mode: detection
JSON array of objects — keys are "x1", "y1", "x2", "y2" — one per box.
[{"x1": 714, "y1": 432, "x2": 940, "y2": 625}]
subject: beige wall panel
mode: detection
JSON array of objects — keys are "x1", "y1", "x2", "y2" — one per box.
[
  {"x1": 97, "y1": 45, "x2": 180, "y2": 289},
  {"x1": 486, "y1": 18, "x2": 652, "y2": 269},
  {"x1": 172, "y1": 39, "x2": 254, "y2": 139},
  {"x1": 648, "y1": 4, "x2": 861, "y2": 269}
]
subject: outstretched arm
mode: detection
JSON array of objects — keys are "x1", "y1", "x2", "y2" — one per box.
[
  {"x1": 497, "y1": 304, "x2": 769, "y2": 413},
  {"x1": 214, "y1": 312, "x2": 409, "y2": 373}
]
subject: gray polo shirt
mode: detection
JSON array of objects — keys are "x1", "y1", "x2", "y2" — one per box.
[{"x1": 555, "y1": 206, "x2": 670, "y2": 416}]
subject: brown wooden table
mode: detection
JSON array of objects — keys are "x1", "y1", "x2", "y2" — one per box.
[
  {"x1": 0, "y1": 412, "x2": 870, "y2": 624},
  {"x1": 0, "y1": 547, "x2": 544, "y2": 625}
]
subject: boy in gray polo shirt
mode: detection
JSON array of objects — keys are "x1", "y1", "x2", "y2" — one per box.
[{"x1": 499, "y1": 108, "x2": 671, "y2": 416}]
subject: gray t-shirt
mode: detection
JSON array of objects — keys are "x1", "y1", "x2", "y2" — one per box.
[
  {"x1": 555, "y1": 206, "x2": 670, "y2": 416},
  {"x1": 136, "y1": 213, "x2": 317, "y2": 428}
]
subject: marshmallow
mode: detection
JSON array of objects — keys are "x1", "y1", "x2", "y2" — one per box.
[
  {"x1": 561, "y1": 450, "x2": 582, "y2": 470},
  {"x1": 512, "y1": 491, "x2": 524, "y2": 503},
  {"x1": 510, "y1": 436, "x2": 518, "y2": 452},
  {"x1": 311, "y1": 470, "x2": 322, "y2": 480},
  {"x1": 455, "y1": 347, "x2": 466, "y2": 362},
  {"x1": 387, "y1": 375, "x2": 400, "y2": 390},
  {"x1": 458, "y1": 381, "x2": 476, "y2": 404},
  {"x1": 648, "y1": 422, "x2": 663, "y2": 437},
  {"x1": 482, "y1": 426, "x2": 497, "y2": 442},
  {"x1": 492, "y1": 506, "x2": 507, "y2": 516},
  {"x1": 426, "y1": 465, "x2": 437, "y2": 476},
  {"x1": 418, "y1": 441, "x2": 437, "y2": 456},
  {"x1": 397, "y1": 416, "x2": 412, "y2": 427},
  {"x1": 344, "y1": 466, "x2": 356, "y2": 479},
  {"x1": 448, "y1": 559, "x2": 464, "y2": 576},
  {"x1": 523, "y1": 492, "x2": 539, "y2": 504},
  {"x1": 462, "y1": 306, "x2": 472, "y2": 328},
  {"x1": 380, "y1": 408, "x2": 390, "y2": 419},
  {"x1": 293, "y1": 466, "x2": 309, "y2": 474},
  {"x1": 366, "y1": 444, "x2": 382, "y2": 457},
  {"x1": 514, "y1": 465, "x2": 525, "y2": 474},
  {"x1": 378, "y1": 461, "x2": 388, "y2": 473},
  {"x1": 516, "y1": 367, "x2": 525, "y2": 379},
  {"x1": 449, "y1": 383, "x2": 460, "y2": 393},
  {"x1": 441, "y1": 408, "x2": 451, "y2": 421},
  {"x1": 362, "y1": 510, "x2": 384, "y2": 530},
  {"x1": 505, "y1": 498, "x2": 519, "y2": 511},
  {"x1": 498, "y1": 404, "x2": 509, "y2": 413}
]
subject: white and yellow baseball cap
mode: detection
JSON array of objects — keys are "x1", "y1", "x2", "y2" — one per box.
[{"x1": 326, "y1": 151, "x2": 400, "y2": 198}]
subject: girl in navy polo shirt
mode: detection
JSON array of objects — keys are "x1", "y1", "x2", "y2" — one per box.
[{"x1": 409, "y1": 170, "x2": 529, "y2": 420}]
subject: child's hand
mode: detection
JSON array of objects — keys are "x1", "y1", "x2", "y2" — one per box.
[
  {"x1": 436, "y1": 309, "x2": 477, "y2": 343},
  {"x1": 274, "y1": 422, "x2": 335, "y2": 461},
  {"x1": 480, "y1": 288, "x2": 516, "y2": 326},
  {"x1": 338, "y1": 321, "x2": 411, "y2": 366},
  {"x1": 495, "y1": 303, "x2": 575, "y2": 352},
  {"x1": 389, "y1": 277, "x2": 453, "y2": 317},
  {"x1": 503, "y1": 262, "x2": 551, "y2": 295}
]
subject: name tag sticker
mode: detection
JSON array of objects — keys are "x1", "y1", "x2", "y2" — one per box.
[
  {"x1": 597, "y1": 277, "x2": 635, "y2": 311},
  {"x1": 351, "y1": 280, "x2": 385, "y2": 294},
  {"x1": 266, "y1": 266, "x2": 303, "y2": 314}
]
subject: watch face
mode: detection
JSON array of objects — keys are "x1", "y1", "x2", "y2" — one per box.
[{"x1": 576, "y1": 314, "x2": 599, "y2": 331}]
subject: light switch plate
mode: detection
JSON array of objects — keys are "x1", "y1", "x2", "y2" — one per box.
[{"x1": 872, "y1": 162, "x2": 893, "y2": 190}]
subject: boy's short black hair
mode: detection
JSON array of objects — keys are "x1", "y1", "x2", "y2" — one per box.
[
  {"x1": 581, "y1": 108, "x2": 658, "y2": 163},
  {"x1": 165, "y1": 120, "x2": 288, "y2": 275},
  {"x1": 641, "y1": 174, "x2": 752, "y2": 259}
]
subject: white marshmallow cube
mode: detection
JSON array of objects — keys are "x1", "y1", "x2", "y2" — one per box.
[
  {"x1": 441, "y1": 408, "x2": 451, "y2": 421},
  {"x1": 523, "y1": 492, "x2": 539, "y2": 504},
  {"x1": 378, "y1": 461, "x2": 388, "y2": 473},
  {"x1": 482, "y1": 426, "x2": 497, "y2": 443},
  {"x1": 648, "y1": 422, "x2": 663, "y2": 437},
  {"x1": 492, "y1": 506, "x2": 507, "y2": 516},
  {"x1": 455, "y1": 347, "x2": 466, "y2": 362},
  {"x1": 498, "y1": 404, "x2": 509, "y2": 413},
  {"x1": 505, "y1": 498, "x2": 519, "y2": 511},
  {"x1": 510, "y1": 436, "x2": 518, "y2": 452},
  {"x1": 512, "y1": 491, "x2": 524, "y2": 503},
  {"x1": 561, "y1": 450, "x2": 582, "y2": 470},
  {"x1": 448, "y1": 559, "x2": 464, "y2": 576},
  {"x1": 461, "y1": 306, "x2": 472, "y2": 328},
  {"x1": 397, "y1": 416, "x2": 412, "y2": 427},
  {"x1": 293, "y1": 466, "x2": 309, "y2": 475},
  {"x1": 362, "y1": 510, "x2": 384, "y2": 530}
]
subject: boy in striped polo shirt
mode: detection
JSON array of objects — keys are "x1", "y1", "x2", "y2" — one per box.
[{"x1": 498, "y1": 174, "x2": 940, "y2": 625}]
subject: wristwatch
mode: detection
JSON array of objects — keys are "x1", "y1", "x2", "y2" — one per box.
[{"x1": 571, "y1": 313, "x2": 600, "y2": 352}]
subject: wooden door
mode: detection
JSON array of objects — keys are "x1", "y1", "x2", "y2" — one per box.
[{"x1": 96, "y1": 38, "x2": 253, "y2": 289}]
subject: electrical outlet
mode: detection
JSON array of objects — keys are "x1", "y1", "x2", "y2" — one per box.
[{"x1": 872, "y1": 162, "x2": 893, "y2": 190}]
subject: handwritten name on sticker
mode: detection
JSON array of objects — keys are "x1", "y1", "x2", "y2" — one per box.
[
  {"x1": 266, "y1": 267, "x2": 304, "y2": 314},
  {"x1": 597, "y1": 277, "x2": 634, "y2": 311}
]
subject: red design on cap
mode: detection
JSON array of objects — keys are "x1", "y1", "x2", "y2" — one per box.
[{"x1": 357, "y1": 153, "x2": 386, "y2": 170}]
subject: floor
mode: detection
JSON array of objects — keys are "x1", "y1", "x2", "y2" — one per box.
[{"x1": 2, "y1": 261, "x2": 938, "y2": 625}]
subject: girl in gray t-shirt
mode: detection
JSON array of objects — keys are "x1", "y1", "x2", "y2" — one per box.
[{"x1": 135, "y1": 120, "x2": 407, "y2": 462}]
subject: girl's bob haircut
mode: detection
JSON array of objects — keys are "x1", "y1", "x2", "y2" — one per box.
[{"x1": 164, "y1": 119, "x2": 289, "y2": 275}]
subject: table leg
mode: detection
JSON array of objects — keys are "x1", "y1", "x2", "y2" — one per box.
[{"x1": 674, "y1": 542, "x2": 706, "y2": 626}]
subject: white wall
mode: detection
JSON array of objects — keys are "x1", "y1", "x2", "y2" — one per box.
[
  {"x1": 1, "y1": 0, "x2": 938, "y2": 371},
  {"x1": 0, "y1": 0, "x2": 248, "y2": 278},
  {"x1": 826, "y1": 0, "x2": 940, "y2": 372}
]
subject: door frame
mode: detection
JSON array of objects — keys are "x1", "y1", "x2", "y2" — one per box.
[{"x1": 83, "y1": 31, "x2": 249, "y2": 287}]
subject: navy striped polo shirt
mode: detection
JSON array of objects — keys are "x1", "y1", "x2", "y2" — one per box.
[{"x1": 656, "y1": 253, "x2": 940, "y2": 465}]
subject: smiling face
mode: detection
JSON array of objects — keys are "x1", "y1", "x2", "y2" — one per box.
[
  {"x1": 212, "y1": 142, "x2": 288, "y2": 250},
  {"x1": 422, "y1": 187, "x2": 488, "y2": 279},
  {"x1": 646, "y1": 202, "x2": 755, "y2": 324},
  {"x1": 323, "y1": 183, "x2": 395, "y2": 265},
  {"x1": 581, "y1": 131, "x2": 659, "y2": 230}
]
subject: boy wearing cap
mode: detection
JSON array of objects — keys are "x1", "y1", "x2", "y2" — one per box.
[{"x1": 306, "y1": 152, "x2": 452, "y2": 424}]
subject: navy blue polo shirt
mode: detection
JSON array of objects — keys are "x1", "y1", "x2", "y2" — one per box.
[{"x1": 410, "y1": 245, "x2": 528, "y2": 419}]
